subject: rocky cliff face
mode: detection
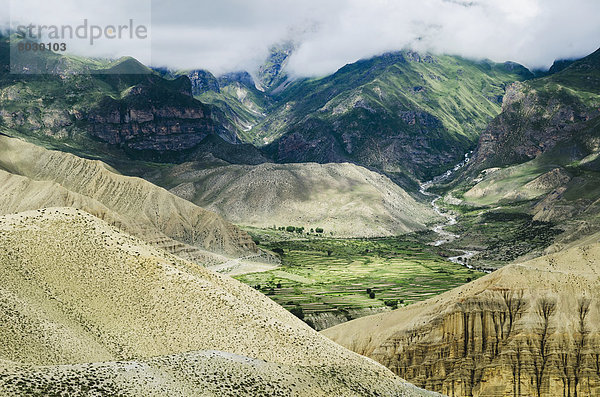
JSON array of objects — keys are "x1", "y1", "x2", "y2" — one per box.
[
  {"x1": 457, "y1": 48, "x2": 600, "y2": 258},
  {"x1": 323, "y1": 242, "x2": 600, "y2": 397},
  {"x1": 87, "y1": 82, "x2": 216, "y2": 151},
  {"x1": 373, "y1": 291, "x2": 600, "y2": 396},
  {"x1": 471, "y1": 81, "x2": 598, "y2": 170},
  {"x1": 188, "y1": 69, "x2": 221, "y2": 95},
  {"x1": 0, "y1": 38, "x2": 239, "y2": 157},
  {"x1": 470, "y1": 49, "x2": 600, "y2": 171}
]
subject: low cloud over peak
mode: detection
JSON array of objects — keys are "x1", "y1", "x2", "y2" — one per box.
[{"x1": 2, "y1": 0, "x2": 599, "y2": 77}]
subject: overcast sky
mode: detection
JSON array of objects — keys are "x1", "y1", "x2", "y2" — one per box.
[{"x1": 3, "y1": 0, "x2": 600, "y2": 76}]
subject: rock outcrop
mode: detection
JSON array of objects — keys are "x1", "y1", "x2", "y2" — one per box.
[
  {"x1": 87, "y1": 78, "x2": 218, "y2": 151},
  {"x1": 470, "y1": 48, "x2": 600, "y2": 172}
]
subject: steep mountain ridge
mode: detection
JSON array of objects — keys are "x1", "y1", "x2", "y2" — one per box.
[
  {"x1": 257, "y1": 51, "x2": 532, "y2": 186},
  {"x1": 445, "y1": 48, "x2": 600, "y2": 257},
  {"x1": 0, "y1": 36, "x2": 249, "y2": 162},
  {"x1": 1, "y1": 35, "x2": 536, "y2": 190},
  {"x1": 470, "y1": 48, "x2": 600, "y2": 170}
]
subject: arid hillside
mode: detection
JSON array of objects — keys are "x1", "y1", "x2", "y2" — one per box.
[
  {"x1": 324, "y1": 238, "x2": 600, "y2": 396},
  {"x1": 0, "y1": 135, "x2": 259, "y2": 265},
  {"x1": 0, "y1": 208, "x2": 436, "y2": 396},
  {"x1": 150, "y1": 160, "x2": 439, "y2": 238}
]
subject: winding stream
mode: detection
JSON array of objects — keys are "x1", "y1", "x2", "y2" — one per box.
[{"x1": 419, "y1": 153, "x2": 488, "y2": 273}]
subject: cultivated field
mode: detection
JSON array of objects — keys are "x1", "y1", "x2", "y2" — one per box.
[{"x1": 236, "y1": 232, "x2": 482, "y2": 329}]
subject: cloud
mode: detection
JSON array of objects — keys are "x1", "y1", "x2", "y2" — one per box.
[{"x1": 2, "y1": 0, "x2": 600, "y2": 76}]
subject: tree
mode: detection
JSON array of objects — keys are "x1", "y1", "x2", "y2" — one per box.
[
  {"x1": 286, "y1": 226, "x2": 295, "y2": 233},
  {"x1": 315, "y1": 227, "x2": 324, "y2": 233},
  {"x1": 501, "y1": 289, "x2": 527, "y2": 340},
  {"x1": 384, "y1": 300, "x2": 398, "y2": 309},
  {"x1": 369, "y1": 292, "x2": 375, "y2": 299}
]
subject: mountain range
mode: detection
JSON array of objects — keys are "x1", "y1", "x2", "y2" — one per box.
[{"x1": 1, "y1": 30, "x2": 600, "y2": 396}]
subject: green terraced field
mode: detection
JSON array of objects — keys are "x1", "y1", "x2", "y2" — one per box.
[{"x1": 235, "y1": 234, "x2": 482, "y2": 327}]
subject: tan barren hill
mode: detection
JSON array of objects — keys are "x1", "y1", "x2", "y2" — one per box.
[
  {"x1": 323, "y1": 240, "x2": 600, "y2": 396},
  {"x1": 0, "y1": 135, "x2": 258, "y2": 265},
  {"x1": 0, "y1": 208, "x2": 435, "y2": 396},
  {"x1": 159, "y1": 161, "x2": 438, "y2": 237}
]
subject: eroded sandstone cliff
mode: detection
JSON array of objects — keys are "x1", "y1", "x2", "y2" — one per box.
[{"x1": 324, "y1": 242, "x2": 600, "y2": 396}]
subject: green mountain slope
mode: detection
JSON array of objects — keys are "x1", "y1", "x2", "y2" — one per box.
[
  {"x1": 253, "y1": 51, "x2": 532, "y2": 186},
  {"x1": 471, "y1": 48, "x2": 600, "y2": 170},
  {"x1": 194, "y1": 71, "x2": 272, "y2": 143},
  {"x1": 435, "y1": 47, "x2": 600, "y2": 267},
  {"x1": 256, "y1": 41, "x2": 294, "y2": 92},
  {"x1": 0, "y1": 36, "x2": 265, "y2": 165}
]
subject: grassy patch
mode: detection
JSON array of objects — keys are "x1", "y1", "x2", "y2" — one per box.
[
  {"x1": 446, "y1": 209, "x2": 562, "y2": 267},
  {"x1": 235, "y1": 232, "x2": 482, "y2": 327}
]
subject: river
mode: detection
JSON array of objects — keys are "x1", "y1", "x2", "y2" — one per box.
[{"x1": 419, "y1": 153, "x2": 489, "y2": 273}]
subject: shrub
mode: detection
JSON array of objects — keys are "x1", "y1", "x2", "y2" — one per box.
[
  {"x1": 384, "y1": 300, "x2": 398, "y2": 309},
  {"x1": 290, "y1": 306, "x2": 304, "y2": 320}
]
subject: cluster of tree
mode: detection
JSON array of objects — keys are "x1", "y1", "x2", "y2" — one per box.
[
  {"x1": 384, "y1": 299, "x2": 403, "y2": 309},
  {"x1": 274, "y1": 225, "x2": 324, "y2": 234}
]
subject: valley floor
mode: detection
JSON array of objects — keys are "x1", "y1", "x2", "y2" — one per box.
[{"x1": 234, "y1": 229, "x2": 483, "y2": 330}]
